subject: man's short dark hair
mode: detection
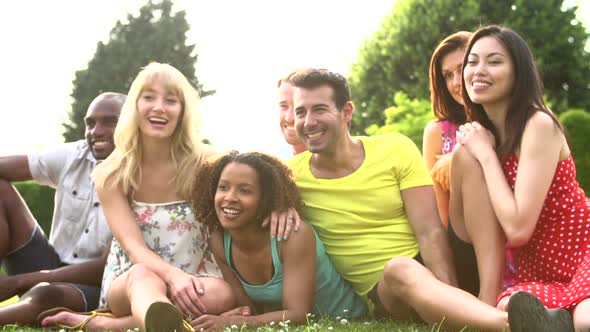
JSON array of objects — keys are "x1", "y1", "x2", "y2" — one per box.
[{"x1": 291, "y1": 68, "x2": 351, "y2": 110}]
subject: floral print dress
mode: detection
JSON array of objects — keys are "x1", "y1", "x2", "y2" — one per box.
[{"x1": 98, "y1": 201, "x2": 221, "y2": 307}]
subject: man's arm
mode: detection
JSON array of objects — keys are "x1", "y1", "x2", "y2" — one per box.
[
  {"x1": 0, "y1": 243, "x2": 110, "y2": 301},
  {"x1": 0, "y1": 155, "x2": 32, "y2": 182},
  {"x1": 401, "y1": 185, "x2": 458, "y2": 286}
]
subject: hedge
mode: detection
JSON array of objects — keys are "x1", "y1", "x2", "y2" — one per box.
[
  {"x1": 559, "y1": 109, "x2": 590, "y2": 193},
  {"x1": 13, "y1": 181, "x2": 55, "y2": 236}
]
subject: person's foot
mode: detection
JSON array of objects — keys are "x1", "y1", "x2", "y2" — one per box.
[
  {"x1": 41, "y1": 311, "x2": 110, "y2": 331},
  {"x1": 508, "y1": 291, "x2": 574, "y2": 332}
]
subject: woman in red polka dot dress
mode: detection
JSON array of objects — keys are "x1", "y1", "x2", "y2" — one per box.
[{"x1": 449, "y1": 25, "x2": 588, "y2": 331}]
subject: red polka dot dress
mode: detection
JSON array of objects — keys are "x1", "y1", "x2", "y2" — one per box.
[{"x1": 497, "y1": 155, "x2": 590, "y2": 310}]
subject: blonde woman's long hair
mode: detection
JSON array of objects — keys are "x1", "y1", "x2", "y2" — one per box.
[{"x1": 93, "y1": 62, "x2": 204, "y2": 200}]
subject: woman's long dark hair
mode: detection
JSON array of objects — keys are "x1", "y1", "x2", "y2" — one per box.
[{"x1": 461, "y1": 25, "x2": 562, "y2": 155}]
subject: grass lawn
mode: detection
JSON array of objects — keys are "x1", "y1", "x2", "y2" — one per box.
[
  {"x1": 0, "y1": 319, "x2": 459, "y2": 332},
  {"x1": 0, "y1": 311, "x2": 486, "y2": 332}
]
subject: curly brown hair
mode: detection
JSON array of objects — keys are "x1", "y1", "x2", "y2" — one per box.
[{"x1": 192, "y1": 151, "x2": 304, "y2": 231}]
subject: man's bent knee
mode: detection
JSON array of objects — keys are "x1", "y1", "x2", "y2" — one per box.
[
  {"x1": 21, "y1": 282, "x2": 86, "y2": 313},
  {"x1": 0, "y1": 179, "x2": 15, "y2": 196},
  {"x1": 382, "y1": 256, "x2": 424, "y2": 295}
]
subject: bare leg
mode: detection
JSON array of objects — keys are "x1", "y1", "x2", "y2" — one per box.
[
  {"x1": 107, "y1": 264, "x2": 169, "y2": 329},
  {"x1": 450, "y1": 147, "x2": 505, "y2": 305},
  {"x1": 0, "y1": 283, "x2": 85, "y2": 326},
  {"x1": 573, "y1": 298, "x2": 590, "y2": 331},
  {"x1": 0, "y1": 179, "x2": 37, "y2": 259},
  {"x1": 107, "y1": 264, "x2": 236, "y2": 329},
  {"x1": 378, "y1": 256, "x2": 508, "y2": 331}
]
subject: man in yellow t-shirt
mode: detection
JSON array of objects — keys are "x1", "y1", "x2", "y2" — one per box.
[{"x1": 285, "y1": 69, "x2": 509, "y2": 329}]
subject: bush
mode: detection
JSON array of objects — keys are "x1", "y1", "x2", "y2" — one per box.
[
  {"x1": 365, "y1": 92, "x2": 433, "y2": 151},
  {"x1": 13, "y1": 181, "x2": 55, "y2": 236},
  {"x1": 559, "y1": 109, "x2": 590, "y2": 192}
]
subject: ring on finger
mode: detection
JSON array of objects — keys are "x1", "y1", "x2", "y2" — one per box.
[{"x1": 287, "y1": 216, "x2": 295, "y2": 221}]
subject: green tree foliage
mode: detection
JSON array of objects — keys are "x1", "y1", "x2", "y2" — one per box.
[
  {"x1": 365, "y1": 92, "x2": 433, "y2": 150},
  {"x1": 63, "y1": 0, "x2": 212, "y2": 142},
  {"x1": 560, "y1": 109, "x2": 590, "y2": 192},
  {"x1": 349, "y1": 0, "x2": 590, "y2": 134}
]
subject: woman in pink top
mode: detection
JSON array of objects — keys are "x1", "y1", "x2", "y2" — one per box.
[{"x1": 422, "y1": 31, "x2": 471, "y2": 227}]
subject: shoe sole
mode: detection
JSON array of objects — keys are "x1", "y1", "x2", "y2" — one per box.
[
  {"x1": 145, "y1": 302, "x2": 185, "y2": 332},
  {"x1": 508, "y1": 291, "x2": 574, "y2": 332}
]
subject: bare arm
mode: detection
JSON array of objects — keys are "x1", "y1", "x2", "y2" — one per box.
[
  {"x1": 402, "y1": 185, "x2": 457, "y2": 286},
  {"x1": 209, "y1": 230, "x2": 257, "y2": 312},
  {"x1": 460, "y1": 114, "x2": 564, "y2": 246},
  {"x1": 194, "y1": 225, "x2": 316, "y2": 330},
  {"x1": 0, "y1": 244, "x2": 110, "y2": 300},
  {"x1": 98, "y1": 185, "x2": 172, "y2": 277},
  {"x1": 98, "y1": 183, "x2": 207, "y2": 316},
  {"x1": 0, "y1": 155, "x2": 32, "y2": 182},
  {"x1": 423, "y1": 121, "x2": 450, "y2": 225}
]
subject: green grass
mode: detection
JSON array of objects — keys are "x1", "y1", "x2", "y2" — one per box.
[
  {"x1": 0, "y1": 320, "x2": 452, "y2": 332},
  {"x1": 0, "y1": 315, "x2": 483, "y2": 332}
]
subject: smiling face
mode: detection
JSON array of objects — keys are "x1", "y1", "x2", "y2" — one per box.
[
  {"x1": 136, "y1": 79, "x2": 182, "y2": 140},
  {"x1": 278, "y1": 82, "x2": 302, "y2": 146},
  {"x1": 441, "y1": 48, "x2": 465, "y2": 105},
  {"x1": 214, "y1": 162, "x2": 261, "y2": 231},
  {"x1": 463, "y1": 36, "x2": 515, "y2": 110},
  {"x1": 84, "y1": 96, "x2": 122, "y2": 160},
  {"x1": 293, "y1": 85, "x2": 351, "y2": 155}
]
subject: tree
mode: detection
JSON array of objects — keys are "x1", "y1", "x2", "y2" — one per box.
[
  {"x1": 63, "y1": 0, "x2": 212, "y2": 142},
  {"x1": 365, "y1": 92, "x2": 432, "y2": 151},
  {"x1": 349, "y1": 0, "x2": 590, "y2": 135}
]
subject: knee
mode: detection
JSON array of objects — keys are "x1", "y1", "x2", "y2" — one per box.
[
  {"x1": 126, "y1": 264, "x2": 161, "y2": 288},
  {"x1": 199, "y1": 278, "x2": 236, "y2": 315},
  {"x1": 382, "y1": 257, "x2": 423, "y2": 296},
  {"x1": 451, "y1": 146, "x2": 478, "y2": 170},
  {"x1": 21, "y1": 282, "x2": 71, "y2": 310},
  {"x1": 0, "y1": 179, "x2": 16, "y2": 204}
]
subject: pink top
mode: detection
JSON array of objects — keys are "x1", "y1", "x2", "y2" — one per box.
[{"x1": 439, "y1": 120, "x2": 458, "y2": 154}]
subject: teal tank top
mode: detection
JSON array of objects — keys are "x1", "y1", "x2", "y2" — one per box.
[{"x1": 223, "y1": 229, "x2": 367, "y2": 318}]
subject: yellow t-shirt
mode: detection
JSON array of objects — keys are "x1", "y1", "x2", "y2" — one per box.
[{"x1": 288, "y1": 133, "x2": 433, "y2": 296}]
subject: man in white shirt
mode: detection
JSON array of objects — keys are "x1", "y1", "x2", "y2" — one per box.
[{"x1": 0, "y1": 92, "x2": 125, "y2": 326}]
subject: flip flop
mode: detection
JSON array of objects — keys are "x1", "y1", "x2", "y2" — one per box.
[
  {"x1": 144, "y1": 302, "x2": 194, "y2": 332},
  {"x1": 36, "y1": 306, "x2": 113, "y2": 329},
  {"x1": 35, "y1": 307, "x2": 112, "y2": 325},
  {"x1": 508, "y1": 291, "x2": 574, "y2": 332}
]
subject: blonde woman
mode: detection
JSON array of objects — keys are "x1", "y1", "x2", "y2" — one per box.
[{"x1": 42, "y1": 62, "x2": 235, "y2": 331}]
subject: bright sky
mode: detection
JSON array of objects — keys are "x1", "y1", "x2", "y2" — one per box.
[
  {"x1": 0, "y1": 0, "x2": 396, "y2": 159},
  {"x1": 0, "y1": 1, "x2": 588, "y2": 159}
]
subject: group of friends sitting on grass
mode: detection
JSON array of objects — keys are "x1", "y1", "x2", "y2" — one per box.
[{"x1": 0, "y1": 25, "x2": 588, "y2": 331}]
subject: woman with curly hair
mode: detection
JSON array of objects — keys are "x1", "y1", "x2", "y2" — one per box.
[{"x1": 190, "y1": 151, "x2": 367, "y2": 330}]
